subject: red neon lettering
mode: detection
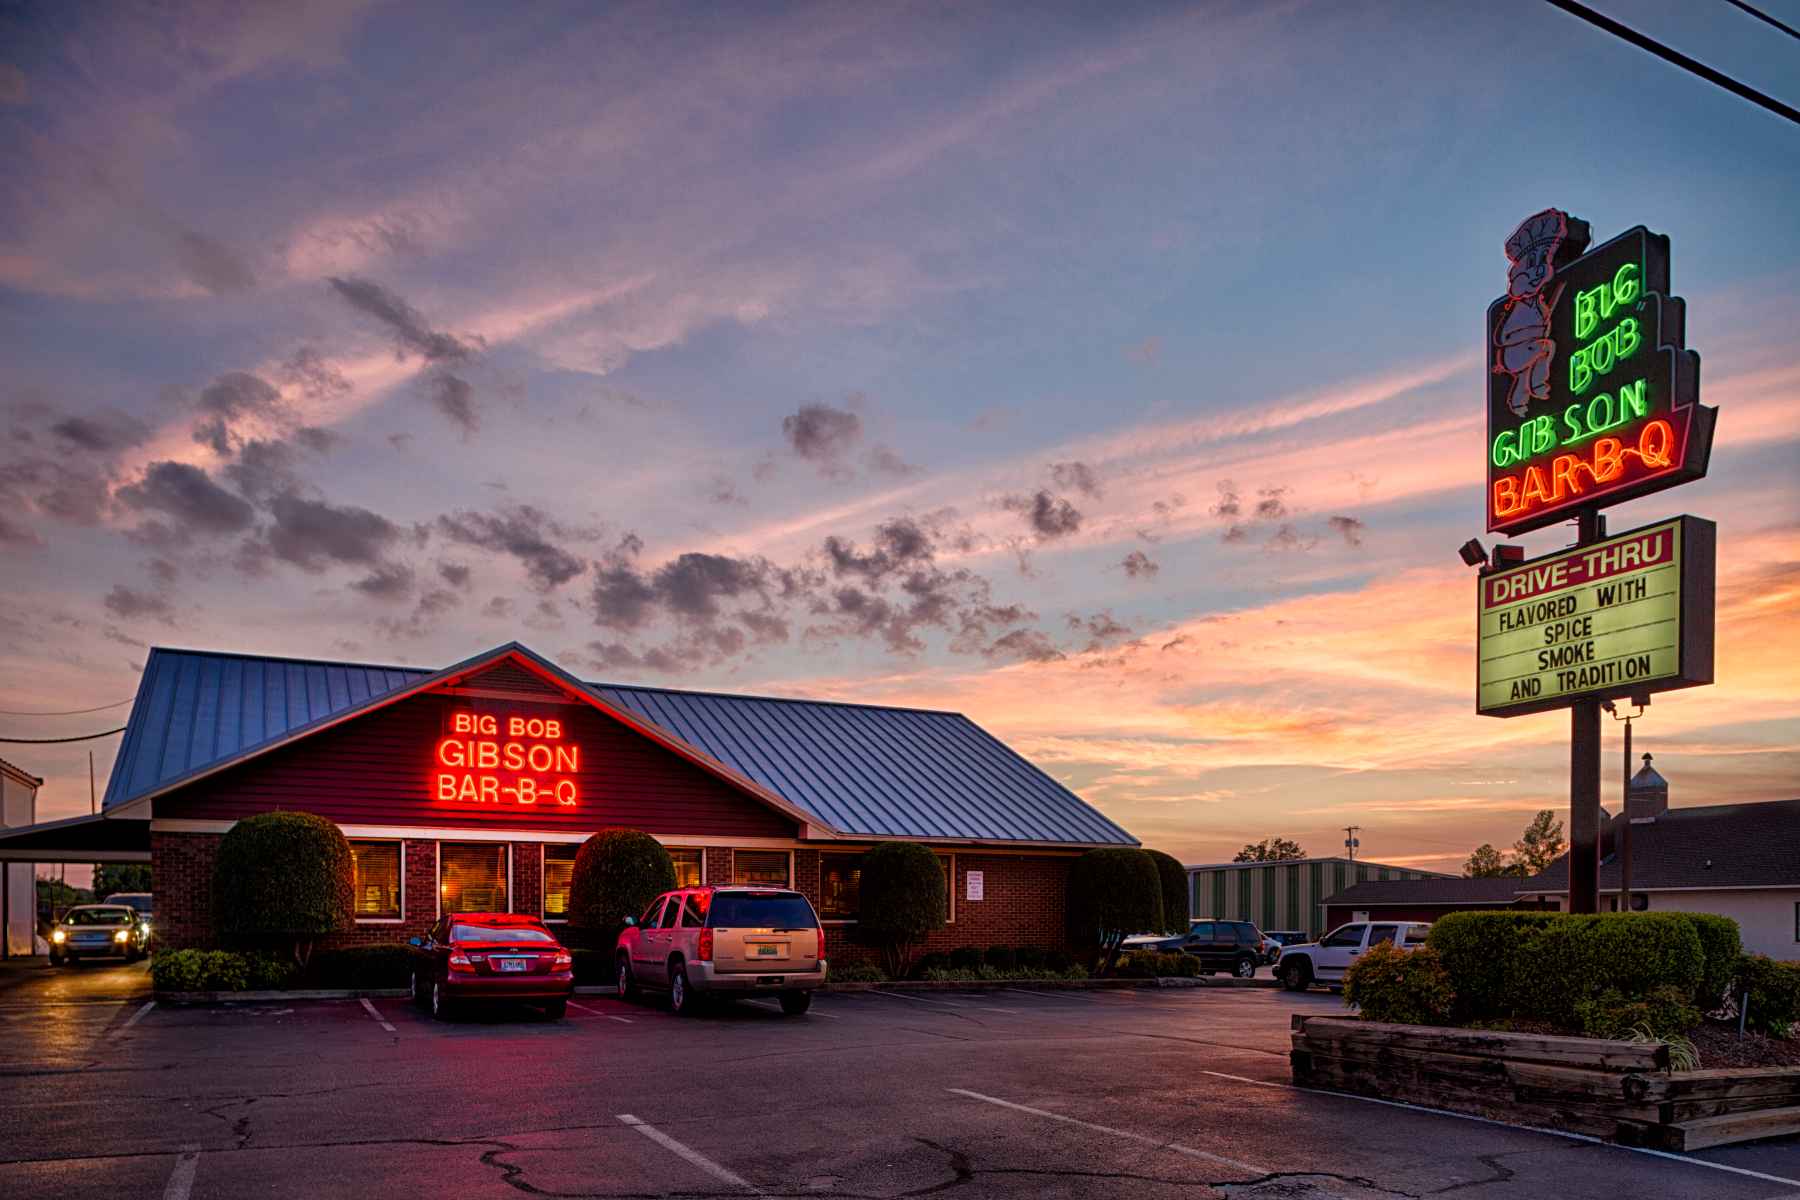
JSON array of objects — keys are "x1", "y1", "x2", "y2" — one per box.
[
  {"x1": 438, "y1": 711, "x2": 580, "y2": 807},
  {"x1": 553, "y1": 745, "x2": 578, "y2": 772},
  {"x1": 1493, "y1": 476, "x2": 1520, "y2": 518},
  {"x1": 516, "y1": 778, "x2": 537, "y2": 804},
  {"x1": 502, "y1": 741, "x2": 525, "y2": 771},
  {"x1": 526, "y1": 743, "x2": 552, "y2": 772},
  {"x1": 437, "y1": 737, "x2": 465, "y2": 767},
  {"x1": 556, "y1": 780, "x2": 577, "y2": 806},
  {"x1": 437, "y1": 773, "x2": 456, "y2": 800},
  {"x1": 1550, "y1": 454, "x2": 1584, "y2": 501},
  {"x1": 1639, "y1": 418, "x2": 1673, "y2": 467},
  {"x1": 1520, "y1": 465, "x2": 1552, "y2": 507},
  {"x1": 453, "y1": 712, "x2": 472, "y2": 734}
]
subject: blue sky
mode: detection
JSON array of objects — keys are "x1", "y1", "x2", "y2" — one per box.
[{"x1": 3, "y1": 1, "x2": 1796, "y2": 870}]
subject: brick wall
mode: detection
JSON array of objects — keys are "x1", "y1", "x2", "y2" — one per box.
[
  {"x1": 819, "y1": 851, "x2": 1075, "y2": 967},
  {"x1": 150, "y1": 831, "x2": 222, "y2": 951}
]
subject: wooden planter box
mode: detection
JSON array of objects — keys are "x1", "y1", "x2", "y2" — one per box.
[{"x1": 1290, "y1": 1015, "x2": 1800, "y2": 1151}]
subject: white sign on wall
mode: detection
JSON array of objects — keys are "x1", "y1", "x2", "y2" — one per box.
[{"x1": 965, "y1": 870, "x2": 984, "y2": 902}]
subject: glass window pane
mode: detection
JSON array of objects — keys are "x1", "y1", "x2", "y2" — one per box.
[
  {"x1": 669, "y1": 848, "x2": 702, "y2": 889},
  {"x1": 679, "y1": 895, "x2": 704, "y2": 927},
  {"x1": 820, "y1": 854, "x2": 862, "y2": 919},
  {"x1": 543, "y1": 845, "x2": 577, "y2": 918},
  {"x1": 733, "y1": 850, "x2": 789, "y2": 886},
  {"x1": 441, "y1": 843, "x2": 508, "y2": 913},
  {"x1": 1368, "y1": 924, "x2": 1399, "y2": 947},
  {"x1": 351, "y1": 842, "x2": 401, "y2": 919}
]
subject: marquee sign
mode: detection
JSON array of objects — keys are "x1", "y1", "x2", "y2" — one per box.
[
  {"x1": 1487, "y1": 214, "x2": 1715, "y2": 535},
  {"x1": 1477, "y1": 516, "x2": 1713, "y2": 717},
  {"x1": 435, "y1": 710, "x2": 580, "y2": 806}
]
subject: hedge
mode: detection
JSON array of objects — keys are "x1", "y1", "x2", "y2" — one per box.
[
  {"x1": 212, "y1": 811, "x2": 354, "y2": 964},
  {"x1": 1736, "y1": 954, "x2": 1800, "y2": 1035},
  {"x1": 1144, "y1": 849, "x2": 1190, "y2": 933},
  {"x1": 1426, "y1": 910, "x2": 1716, "y2": 1028},
  {"x1": 568, "y1": 828, "x2": 676, "y2": 943},
  {"x1": 1344, "y1": 943, "x2": 1455, "y2": 1026},
  {"x1": 1684, "y1": 913, "x2": 1742, "y2": 1009},
  {"x1": 1067, "y1": 847, "x2": 1163, "y2": 973},
  {"x1": 1112, "y1": 951, "x2": 1200, "y2": 979},
  {"x1": 913, "y1": 947, "x2": 1074, "y2": 979}
]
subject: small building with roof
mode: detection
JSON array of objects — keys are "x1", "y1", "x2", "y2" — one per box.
[
  {"x1": 1188, "y1": 857, "x2": 1455, "y2": 942},
  {"x1": 1321, "y1": 875, "x2": 1554, "y2": 932},
  {"x1": 0, "y1": 643, "x2": 1139, "y2": 960}
]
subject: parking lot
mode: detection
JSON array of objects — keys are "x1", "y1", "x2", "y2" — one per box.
[{"x1": 1, "y1": 962, "x2": 1796, "y2": 1199}]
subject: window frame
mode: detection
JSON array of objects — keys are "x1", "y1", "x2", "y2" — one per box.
[
  {"x1": 1794, "y1": 900, "x2": 1799, "y2": 943},
  {"x1": 731, "y1": 848, "x2": 794, "y2": 888},
  {"x1": 818, "y1": 852, "x2": 864, "y2": 924},
  {"x1": 667, "y1": 847, "x2": 705, "y2": 890},
  {"x1": 348, "y1": 838, "x2": 405, "y2": 924},
  {"x1": 540, "y1": 843, "x2": 579, "y2": 924},
  {"x1": 436, "y1": 841, "x2": 512, "y2": 917}
]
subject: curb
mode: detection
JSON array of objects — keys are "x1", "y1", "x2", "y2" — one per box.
[{"x1": 156, "y1": 988, "x2": 411, "y2": 1003}]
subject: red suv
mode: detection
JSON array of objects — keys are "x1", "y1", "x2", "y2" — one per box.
[{"x1": 408, "y1": 912, "x2": 574, "y2": 1020}]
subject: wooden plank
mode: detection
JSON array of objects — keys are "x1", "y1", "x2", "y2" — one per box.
[
  {"x1": 1657, "y1": 1066, "x2": 1800, "y2": 1099},
  {"x1": 1296, "y1": 1017, "x2": 1667, "y2": 1071},
  {"x1": 1666, "y1": 1105, "x2": 1800, "y2": 1152},
  {"x1": 1671, "y1": 1091, "x2": 1800, "y2": 1122}
]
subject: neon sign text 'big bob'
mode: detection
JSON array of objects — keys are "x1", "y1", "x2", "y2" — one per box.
[{"x1": 434, "y1": 711, "x2": 579, "y2": 806}]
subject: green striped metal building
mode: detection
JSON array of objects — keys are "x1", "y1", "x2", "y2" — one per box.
[{"x1": 1187, "y1": 858, "x2": 1453, "y2": 941}]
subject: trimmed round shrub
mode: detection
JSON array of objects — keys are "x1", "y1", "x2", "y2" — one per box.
[
  {"x1": 1344, "y1": 943, "x2": 1455, "y2": 1026},
  {"x1": 568, "y1": 828, "x2": 677, "y2": 945},
  {"x1": 213, "y1": 811, "x2": 353, "y2": 966},
  {"x1": 1681, "y1": 913, "x2": 1741, "y2": 1009},
  {"x1": 1066, "y1": 848, "x2": 1163, "y2": 973},
  {"x1": 1144, "y1": 849, "x2": 1189, "y2": 932},
  {"x1": 858, "y1": 841, "x2": 949, "y2": 978},
  {"x1": 151, "y1": 948, "x2": 208, "y2": 992}
]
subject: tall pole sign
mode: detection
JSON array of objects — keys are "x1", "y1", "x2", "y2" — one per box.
[{"x1": 1476, "y1": 210, "x2": 1718, "y2": 915}]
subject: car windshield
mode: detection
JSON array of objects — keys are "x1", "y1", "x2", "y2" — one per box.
[
  {"x1": 450, "y1": 923, "x2": 555, "y2": 942},
  {"x1": 106, "y1": 894, "x2": 153, "y2": 913},
  {"x1": 708, "y1": 892, "x2": 816, "y2": 928},
  {"x1": 64, "y1": 908, "x2": 133, "y2": 926}
]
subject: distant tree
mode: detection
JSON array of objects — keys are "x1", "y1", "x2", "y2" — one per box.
[
  {"x1": 1144, "y1": 849, "x2": 1190, "y2": 932},
  {"x1": 1233, "y1": 837, "x2": 1306, "y2": 863},
  {"x1": 1067, "y1": 848, "x2": 1163, "y2": 975},
  {"x1": 35, "y1": 878, "x2": 91, "y2": 924},
  {"x1": 1512, "y1": 810, "x2": 1567, "y2": 876},
  {"x1": 1463, "y1": 844, "x2": 1518, "y2": 878},
  {"x1": 93, "y1": 864, "x2": 152, "y2": 898},
  {"x1": 858, "y1": 841, "x2": 949, "y2": 978}
]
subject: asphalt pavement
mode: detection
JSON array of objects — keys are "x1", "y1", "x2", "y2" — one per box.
[{"x1": 0, "y1": 958, "x2": 1795, "y2": 1198}]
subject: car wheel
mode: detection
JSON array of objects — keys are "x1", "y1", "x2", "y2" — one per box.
[
  {"x1": 779, "y1": 990, "x2": 812, "y2": 1016},
  {"x1": 1234, "y1": 956, "x2": 1257, "y2": 979},
  {"x1": 431, "y1": 979, "x2": 454, "y2": 1021},
  {"x1": 1280, "y1": 960, "x2": 1312, "y2": 992},
  {"x1": 616, "y1": 955, "x2": 639, "y2": 1002},
  {"x1": 541, "y1": 998, "x2": 567, "y2": 1020},
  {"x1": 669, "y1": 963, "x2": 694, "y2": 1016},
  {"x1": 410, "y1": 971, "x2": 427, "y2": 1008}
]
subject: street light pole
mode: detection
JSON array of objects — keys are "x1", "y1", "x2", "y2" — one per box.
[{"x1": 1606, "y1": 696, "x2": 1648, "y2": 912}]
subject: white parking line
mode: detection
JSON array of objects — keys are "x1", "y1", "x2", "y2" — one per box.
[
  {"x1": 358, "y1": 997, "x2": 396, "y2": 1033},
  {"x1": 1196, "y1": 1071, "x2": 1800, "y2": 1190},
  {"x1": 948, "y1": 1088, "x2": 1265, "y2": 1174},
  {"x1": 617, "y1": 1113, "x2": 762, "y2": 1193},
  {"x1": 161, "y1": 1145, "x2": 200, "y2": 1200},
  {"x1": 122, "y1": 1000, "x2": 157, "y2": 1029},
  {"x1": 569, "y1": 1001, "x2": 633, "y2": 1023},
  {"x1": 870, "y1": 990, "x2": 1019, "y2": 1013},
  {"x1": 740, "y1": 998, "x2": 838, "y2": 1018}
]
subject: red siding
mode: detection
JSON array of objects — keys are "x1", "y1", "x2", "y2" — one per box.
[{"x1": 156, "y1": 689, "x2": 798, "y2": 838}]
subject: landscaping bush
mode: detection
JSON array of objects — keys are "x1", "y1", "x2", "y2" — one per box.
[
  {"x1": 243, "y1": 950, "x2": 296, "y2": 990},
  {"x1": 827, "y1": 961, "x2": 888, "y2": 983},
  {"x1": 568, "y1": 828, "x2": 676, "y2": 946},
  {"x1": 1343, "y1": 943, "x2": 1456, "y2": 1026},
  {"x1": 212, "y1": 811, "x2": 354, "y2": 967},
  {"x1": 1144, "y1": 849, "x2": 1190, "y2": 932},
  {"x1": 1114, "y1": 951, "x2": 1199, "y2": 979},
  {"x1": 1735, "y1": 954, "x2": 1800, "y2": 1036},
  {"x1": 305, "y1": 944, "x2": 413, "y2": 989},
  {"x1": 912, "y1": 952, "x2": 950, "y2": 976},
  {"x1": 920, "y1": 964, "x2": 1088, "y2": 983},
  {"x1": 1066, "y1": 847, "x2": 1163, "y2": 974},
  {"x1": 858, "y1": 841, "x2": 949, "y2": 978},
  {"x1": 1426, "y1": 911, "x2": 1557, "y2": 1023},
  {"x1": 1014, "y1": 946, "x2": 1047, "y2": 972},
  {"x1": 948, "y1": 946, "x2": 984, "y2": 971},
  {"x1": 1682, "y1": 913, "x2": 1742, "y2": 1010},
  {"x1": 984, "y1": 945, "x2": 1017, "y2": 971},
  {"x1": 1573, "y1": 985, "x2": 1700, "y2": 1040},
  {"x1": 1044, "y1": 949, "x2": 1075, "y2": 974},
  {"x1": 151, "y1": 949, "x2": 255, "y2": 992}
]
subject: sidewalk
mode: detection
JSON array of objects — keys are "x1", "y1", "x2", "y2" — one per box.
[{"x1": 0, "y1": 955, "x2": 54, "y2": 995}]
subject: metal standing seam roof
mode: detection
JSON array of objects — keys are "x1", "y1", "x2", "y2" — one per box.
[{"x1": 103, "y1": 646, "x2": 1137, "y2": 847}]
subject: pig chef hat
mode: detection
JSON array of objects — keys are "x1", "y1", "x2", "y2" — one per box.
[{"x1": 1504, "y1": 208, "x2": 1570, "y2": 265}]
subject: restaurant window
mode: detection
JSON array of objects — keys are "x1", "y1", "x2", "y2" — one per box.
[
  {"x1": 350, "y1": 841, "x2": 402, "y2": 920},
  {"x1": 542, "y1": 844, "x2": 578, "y2": 921},
  {"x1": 669, "y1": 848, "x2": 703, "y2": 889},
  {"x1": 819, "y1": 853, "x2": 862, "y2": 920},
  {"x1": 733, "y1": 849, "x2": 790, "y2": 887},
  {"x1": 440, "y1": 842, "x2": 508, "y2": 914}
]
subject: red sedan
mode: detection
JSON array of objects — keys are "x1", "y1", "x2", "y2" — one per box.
[{"x1": 408, "y1": 912, "x2": 575, "y2": 1019}]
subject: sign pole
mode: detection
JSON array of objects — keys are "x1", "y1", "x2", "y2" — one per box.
[{"x1": 1568, "y1": 508, "x2": 1605, "y2": 913}]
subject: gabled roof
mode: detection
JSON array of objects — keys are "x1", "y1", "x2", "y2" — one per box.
[
  {"x1": 104, "y1": 644, "x2": 1135, "y2": 848},
  {"x1": 1524, "y1": 799, "x2": 1800, "y2": 893},
  {"x1": 1322, "y1": 876, "x2": 1531, "y2": 907}
]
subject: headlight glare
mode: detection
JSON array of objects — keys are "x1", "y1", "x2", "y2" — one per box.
[
  {"x1": 114, "y1": 929, "x2": 131, "y2": 942},
  {"x1": 51, "y1": 929, "x2": 66, "y2": 943}
]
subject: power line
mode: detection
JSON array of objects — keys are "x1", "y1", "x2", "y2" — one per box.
[
  {"x1": 1723, "y1": 0, "x2": 1800, "y2": 41},
  {"x1": 0, "y1": 697, "x2": 133, "y2": 717},
  {"x1": 1543, "y1": 0, "x2": 1800, "y2": 127},
  {"x1": 0, "y1": 726, "x2": 126, "y2": 744}
]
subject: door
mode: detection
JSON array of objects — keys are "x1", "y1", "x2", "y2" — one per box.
[
  {"x1": 1314, "y1": 924, "x2": 1367, "y2": 981},
  {"x1": 633, "y1": 898, "x2": 670, "y2": 984},
  {"x1": 1182, "y1": 922, "x2": 1215, "y2": 966}
]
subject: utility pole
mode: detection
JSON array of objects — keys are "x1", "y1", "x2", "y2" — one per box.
[
  {"x1": 1606, "y1": 696, "x2": 1648, "y2": 911},
  {"x1": 1343, "y1": 826, "x2": 1360, "y2": 862},
  {"x1": 89, "y1": 751, "x2": 96, "y2": 815}
]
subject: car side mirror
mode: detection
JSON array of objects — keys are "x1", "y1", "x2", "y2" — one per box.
[
  {"x1": 622, "y1": 916, "x2": 637, "y2": 928},
  {"x1": 408, "y1": 937, "x2": 422, "y2": 947}
]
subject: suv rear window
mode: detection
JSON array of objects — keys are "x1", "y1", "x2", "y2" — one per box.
[{"x1": 707, "y1": 891, "x2": 817, "y2": 929}]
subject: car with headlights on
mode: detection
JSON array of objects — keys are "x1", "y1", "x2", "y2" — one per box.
[
  {"x1": 408, "y1": 912, "x2": 574, "y2": 1020},
  {"x1": 49, "y1": 904, "x2": 149, "y2": 965},
  {"x1": 615, "y1": 886, "x2": 826, "y2": 1016}
]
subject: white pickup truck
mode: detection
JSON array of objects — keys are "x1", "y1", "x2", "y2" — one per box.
[{"x1": 1275, "y1": 920, "x2": 1431, "y2": 992}]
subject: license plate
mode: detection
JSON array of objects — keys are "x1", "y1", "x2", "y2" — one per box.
[
  {"x1": 755, "y1": 944, "x2": 781, "y2": 957},
  {"x1": 497, "y1": 958, "x2": 527, "y2": 972}
]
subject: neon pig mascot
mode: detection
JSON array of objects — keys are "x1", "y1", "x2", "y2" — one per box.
[{"x1": 1493, "y1": 208, "x2": 1583, "y2": 418}]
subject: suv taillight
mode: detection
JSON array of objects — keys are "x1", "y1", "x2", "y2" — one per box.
[
  {"x1": 698, "y1": 928, "x2": 713, "y2": 961},
  {"x1": 816, "y1": 925, "x2": 826, "y2": 961}
]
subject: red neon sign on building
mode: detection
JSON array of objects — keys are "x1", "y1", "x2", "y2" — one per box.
[{"x1": 434, "y1": 711, "x2": 579, "y2": 806}]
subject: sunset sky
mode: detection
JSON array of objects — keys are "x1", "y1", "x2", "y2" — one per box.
[{"x1": 4, "y1": 1, "x2": 1796, "y2": 874}]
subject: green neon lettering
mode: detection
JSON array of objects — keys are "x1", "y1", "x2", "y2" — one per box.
[
  {"x1": 1613, "y1": 262, "x2": 1639, "y2": 306},
  {"x1": 1586, "y1": 391, "x2": 1613, "y2": 438},
  {"x1": 1562, "y1": 404, "x2": 1583, "y2": 444},
  {"x1": 1529, "y1": 415, "x2": 1556, "y2": 456},
  {"x1": 1618, "y1": 378, "x2": 1647, "y2": 421},
  {"x1": 1574, "y1": 287, "x2": 1598, "y2": 340},
  {"x1": 1589, "y1": 330, "x2": 1614, "y2": 375},
  {"x1": 1616, "y1": 316, "x2": 1640, "y2": 362},
  {"x1": 1570, "y1": 345, "x2": 1591, "y2": 394},
  {"x1": 1492, "y1": 429, "x2": 1518, "y2": 468}
]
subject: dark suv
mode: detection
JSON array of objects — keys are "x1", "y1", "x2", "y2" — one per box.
[{"x1": 1123, "y1": 919, "x2": 1267, "y2": 977}]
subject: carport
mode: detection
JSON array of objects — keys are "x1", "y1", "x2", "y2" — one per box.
[{"x1": 0, "y1": 813, "x2": 149, "y2": 959}]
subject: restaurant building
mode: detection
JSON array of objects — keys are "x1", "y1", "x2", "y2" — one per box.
[{"x1": 0, "y1": 643, "x2": 1137, "y2": 961}]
